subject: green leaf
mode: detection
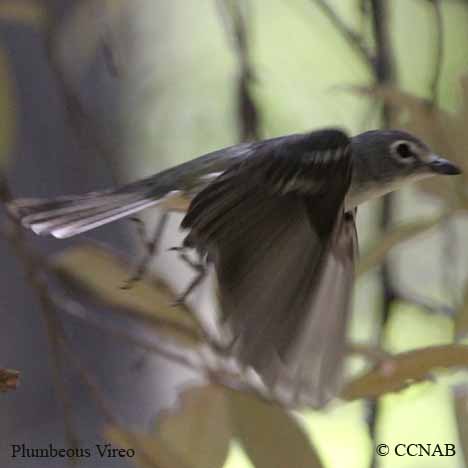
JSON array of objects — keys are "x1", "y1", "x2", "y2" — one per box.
[
  {"x1": 357, "y1": 216, "x2": 445, "y2": 276},
  {"x1": 52, "y1": 243, "x2": 201, "y2": 344},
  {"x1": 227, "y1": 389, "x2": 324, "y2": 468},
  {"x1": 108, "y1": 385, "x2": 231, "y2": 468},
  {"x1": 343, "y1": 344, "x2": 468, "y2": 400}
]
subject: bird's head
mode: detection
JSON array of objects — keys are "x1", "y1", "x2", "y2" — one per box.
[{"x1": 348, "y1": 129, "x2": 461, "y2": 207}]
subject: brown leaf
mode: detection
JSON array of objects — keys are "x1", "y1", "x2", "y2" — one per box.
[
  {"x1": 0, "y1": 368, "x2": 19, "y2": 392},
  {"x1": 227, "y1": 389, "x2": 324, "y2": 468},
  {"x1": 107, "y1": 428, "x2": 192, "y2": 468},
  {"x1": 52, "y1": 243, "x2": 201, "y2": 344},
  {"x1": 357, "y1": 215, "x2": 444, "y2": 276},
  {"x1": 343, "y1": 345, "x2": 468, "y2": 400},
  {"x1": 108, "y1": 385, "x2": 231, "y2": 468}
]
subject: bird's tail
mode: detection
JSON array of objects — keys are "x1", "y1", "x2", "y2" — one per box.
[
  {"x1": 6, "y1": 142, "x2": 254, "y2": 239},
  {"x1": 7, "y1": 187, "x2": 170, "y2": 239}
]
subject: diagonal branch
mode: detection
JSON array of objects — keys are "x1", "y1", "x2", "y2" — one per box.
[
  {"x1": 217, "y1": 0, "x2": 260, "y2": 141},
  {"x1": 429, "y1": 0, "x2": 444, "y2": 106},
  {"x1": 0, "y1": 178, "x2": 80, "y2": 451},
  {"x1": 312, "y1": 0, "x2": 373, "y2": 67},
  {"x1": 368, "y1": 1, "x2": 397, "y2": 467}
]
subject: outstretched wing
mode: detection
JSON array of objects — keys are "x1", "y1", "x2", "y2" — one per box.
[{"x1": 181, "y1": 129, "x2": 356, "y2": 406}]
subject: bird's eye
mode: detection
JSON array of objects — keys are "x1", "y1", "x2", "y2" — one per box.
[{"x1": 395, "y1": 142, "x2": 413, "y2": 159}]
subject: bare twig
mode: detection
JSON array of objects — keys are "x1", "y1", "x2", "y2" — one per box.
[
  {"x1": 2, "y1": 182, "x2": 165, "y2": 464},
  {"x1": 440, "y1": 214, "x2": 460, "y2": 307},
  {"x1": 397, "y1": 289, "x2": 455, "y2": 316},
  {"x1": 52, "y1": 289, "x2": 334, "y2": 409},
  {"x1": 429, "y1": 0, "x2": 444, "y2": 106},
  {"x1": 52, "y1": 293, "x2": 203, "y2": 372},
  {"x1": 44, "y1": 11, "x2": 121, "y2": 183},
  {"x1": 312, "y1": 0, "x2": 373, "y2": 67},
  {"x1": 368, "y1": 2, "x2": 397, "y2": 467},
  {"x1": 217, "y1": 0, "x2": 260, "y2": 141},
  {"x1": 0, "y1": 178, "x2": 80, "y2": 452}
]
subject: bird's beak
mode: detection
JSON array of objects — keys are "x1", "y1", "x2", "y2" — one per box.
[{"x1": 428, "y1": 155, "x2": 462, "y2": 175}]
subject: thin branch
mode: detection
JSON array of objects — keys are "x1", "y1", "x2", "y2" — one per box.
[
  {"x1": 440, "y1": 214, "x2": 460, "y2": 307},
  {"x1": 2, "y1": 182, "x2": 163, "y2": 465},
  {"x1": 217, "y1": 0, "x2": 260, "y2": 141},
  {"x1": 0, "y1": 178, "x2": 80, "y2": 452},
  {"x1": 429, "y1": 0, "x2": 444, "y2": 106},
  {"x1": 368, "y1": 1, "x2": 397, "y2": 467},
  {"x1": 52, "y1": 288, "x2": 333, "y2": 409},
  {"x1": 52, "y1": 293, "x2": 204, "y2": 372},
  {"x1": 312, "y1": 0, "x2": 373, "y2": 67},
  {"x1": 394, "y1": 285, "x2": 455, "y2": 316}
]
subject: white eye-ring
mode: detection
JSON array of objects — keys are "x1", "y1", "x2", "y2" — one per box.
[{"x1": 391, "y1": 140, "x2": 416, "y2": 162}]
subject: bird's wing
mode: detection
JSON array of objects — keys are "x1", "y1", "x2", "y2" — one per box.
[{"x1": 181, "y1": 129, "x2": 356, "y2": 406}]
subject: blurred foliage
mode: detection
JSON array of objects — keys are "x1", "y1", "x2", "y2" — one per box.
[
  {"x1": 0, "y1": 0, "x2": 48, "y2": 172},
  {"x1": 0, "y1": 44, "x2": 15, "y2": 172},
  {"x1": 53, "y1": 243, "x2": 201, "y2": 344},
  {"x1": 52, "y1": 239, "x2": 468, "y2": 468},
  {"x1": 0, "y1": 0, "x2": 45, "y2": 27},
  {"x1": 357, "y1": 213, "x2": 450, "y2": 276},
  {"x1": 108, "y1": 385, "x2": 323, "y2": 468}
]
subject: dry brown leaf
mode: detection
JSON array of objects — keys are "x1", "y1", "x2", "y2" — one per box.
[
  {"x1": 108, "y1": 385, "x2": 231, "y2": 468},
  {"x1": 107, "y1": 428, "x2": 192, "y2": 468},
  {"x1": 342, "y1": 345, "x2": 468, "y2": 400},
  {"x1": 52, "y1": 243, "x2": 201, "y2": 344},
  {"x1": 227, "y1": 389, "x2": 324, "y2": 468},
  {"x1": 0, "y1": 368, "x2": 19, "y2": 392},
  {"x1": 108, "y1": 384, "x2": 324, "y2": 468}
]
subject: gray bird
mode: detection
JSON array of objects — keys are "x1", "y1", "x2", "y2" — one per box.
[{"x1": 8, "y1": 128, "x2": 461, "y2": 407}]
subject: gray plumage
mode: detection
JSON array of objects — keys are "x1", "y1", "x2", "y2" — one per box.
[{"x1": 8, "y1": 128, "x2": 461, "y2": 407}]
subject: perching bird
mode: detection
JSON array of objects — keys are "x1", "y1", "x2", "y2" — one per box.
[{"x1": 8, "y1": 128, "x2": 461, "y2": 406}]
